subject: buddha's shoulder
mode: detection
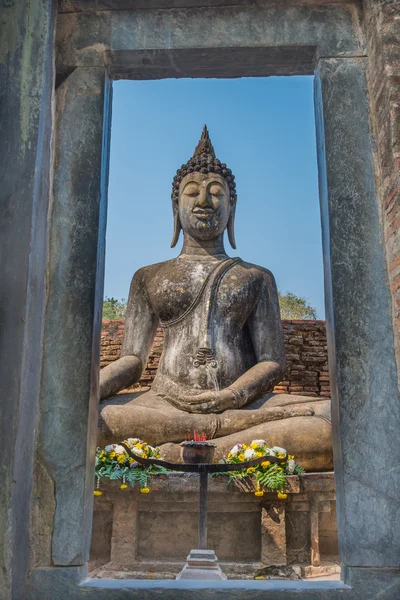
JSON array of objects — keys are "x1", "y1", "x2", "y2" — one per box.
[
  {"x1": 237, "y1": 260, "x2": 277, "y2": 285},
  {"x1": 131, "y1": 258, "x2": 180, "y2": 282}
]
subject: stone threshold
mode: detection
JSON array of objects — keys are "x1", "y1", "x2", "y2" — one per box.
[{"x1": 89, "y1": 556, "x2": 340, "y2": 581}]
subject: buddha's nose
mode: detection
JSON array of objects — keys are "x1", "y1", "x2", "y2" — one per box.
[{"x1": 196, "y1": 188, "x2": 213, "y2": 208}]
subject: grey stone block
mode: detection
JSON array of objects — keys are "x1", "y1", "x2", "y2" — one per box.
[
  {"x1": 56, "y1": 3, "x2": 364, "y2": 75},
  {"x1": 314, "y1": 57, "x2": 400, "y2": 567},
  {"x1": 37, "y1": 66, "x2": 112, "y2": 566},
  {"x1": 0, "y1": 0, "x2": 56, "y2": 597}
]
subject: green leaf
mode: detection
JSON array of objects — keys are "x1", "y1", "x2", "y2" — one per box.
[
  {"x1": 109, "y1": 470, "x2": 124, "y2": 481},
  {"x1": 293, "y1": 464, "x2": 305, "y2": 475},
  {"x1": 257, "y1": 467, "x2": 286, "y2": 491}
]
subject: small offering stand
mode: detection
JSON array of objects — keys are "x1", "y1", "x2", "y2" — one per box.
[{"x1": 120, "y1": 440, "x2": 286, "y2": 580}]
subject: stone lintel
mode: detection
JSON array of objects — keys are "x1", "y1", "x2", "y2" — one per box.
[
  {"x1": 107, "y1": 46, "x2": 317, "y2": 80},
  {"x1": 56, "y1": 4, "x2": 365, "y2": 75}
]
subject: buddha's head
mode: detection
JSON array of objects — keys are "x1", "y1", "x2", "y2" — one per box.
[{"x1": 171, "y1": 126, "x2": 237, "y2": 249}]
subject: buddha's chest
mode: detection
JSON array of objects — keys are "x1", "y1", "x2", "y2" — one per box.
[{"x1": 146, "y1": 261, "x2": 256, "y2": 325}]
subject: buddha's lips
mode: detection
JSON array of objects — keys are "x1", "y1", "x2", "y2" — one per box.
[{"x1": 193, "y1": 208, "x2": 215, "y2": 218}]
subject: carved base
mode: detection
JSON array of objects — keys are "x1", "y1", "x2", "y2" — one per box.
[{"x1": 176, "y1": 549, "x2": 227, "y2": 580}]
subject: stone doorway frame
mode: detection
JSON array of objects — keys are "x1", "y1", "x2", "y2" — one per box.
[{"x1": 3, "y1": 1, "x2": 399, "y2": 599}]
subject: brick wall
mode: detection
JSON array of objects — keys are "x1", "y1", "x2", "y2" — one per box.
[
  {"x1": 101, "y1": 320, "x2": 330, "y2": 398},
  {"x1": 364, "y1": 0, "x2": 400, "y2": 377}
]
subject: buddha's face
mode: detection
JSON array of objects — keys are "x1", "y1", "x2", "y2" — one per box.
[{"x1": 178, "y1": 172, "x2": 231, "y2": 241}]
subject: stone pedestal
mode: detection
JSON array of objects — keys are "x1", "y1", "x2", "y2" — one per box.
[
  {"x1": 90, "y1": 472, "x2": 338, "y2": 578},
  {"x1": 176, "y1": 549, "x2": 227, "y2": 580}
]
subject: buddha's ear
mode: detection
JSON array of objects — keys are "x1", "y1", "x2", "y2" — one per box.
[
  {"x1": 227, "y1": 201, "x2": 237, "y2": 249},
  {"x1": 170, "y1": 205, "x2": 182, "y2": 248}
]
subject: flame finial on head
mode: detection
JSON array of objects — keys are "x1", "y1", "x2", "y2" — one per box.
[{"x1": 193, "y1": 125, "x2": 216, "y2": 158}]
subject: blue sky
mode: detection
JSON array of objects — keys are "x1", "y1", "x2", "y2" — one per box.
[{"x1": 104, "y1": 76, "x2": 325, "y2": 318}]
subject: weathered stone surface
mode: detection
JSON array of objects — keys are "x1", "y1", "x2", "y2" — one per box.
[
  {"x1": 59, "y1": 0, "x2": 361, "y2": 11},
  {"x1": 29, "y1": 567, "x2": 350, "y2": 599},
  {"x1": 261, "y1": 503, "x2": 287, "y2": 566},
  {"x1": 36, "y1": 67, "x2": 112, "y2": 566},
  {"x1": 0, "y1": 1, "x2": 56, "y2": 598},
  {"x1": 90, "y1": 473, "x2": 337, "y2": 573},
  {"x1": 342, "y1": 566, "x2": 400, "y2": 600},
  {"x1": 2, "y1": 2, "x2": 396, "y2": 598},
  {"x1": 30, "y1": 460, "x2": 56, "y2": 569},
  {"x1": 100, "y1": 320, "x2": 331, "y2": 397},
  {"x1": 56, "y1": 4, "x2": 365, "y2": 76},
  {"x1": 315, "y1": 57, "x2": 400, "y2": 567}
]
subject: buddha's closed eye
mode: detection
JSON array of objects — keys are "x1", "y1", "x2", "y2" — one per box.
[{"x1": 184, "y1": 185, "x2": 200, "y2": 196}]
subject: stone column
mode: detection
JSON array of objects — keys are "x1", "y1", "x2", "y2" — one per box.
[
  {"x1": 0, "y1": 2, "x2": 56, "y2": 598},
  {"x1": 36, "y1": 67, "x2": 112, "y2": 567},
  {"x1": 314, "y1": 58, "x2": 400, "y2": 574},
  {"x1": 110, "y1": 494, "x2": 138, "y2": 568},
  {"x1": 261, "y1": 502, "x2": 287, "y2": 566}
]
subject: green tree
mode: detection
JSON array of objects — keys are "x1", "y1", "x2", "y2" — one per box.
[
  {"x1": 278, "y1": 291, "x2": 317, "y2": 320},
  {"x1": 102, "y1": 297, "x2": 127, "y2": 320}
]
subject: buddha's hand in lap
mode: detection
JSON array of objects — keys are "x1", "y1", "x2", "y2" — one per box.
[{"x1": 170, "y1": 388, "x2": 240, "y2": 414}]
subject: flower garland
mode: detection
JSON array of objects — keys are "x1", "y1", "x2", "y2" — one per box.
[
  {"x1": 94, "y1": 438, "x2": 168, "y2": 495},
  {"x1": 217, "y1": 439, "x2": 304, "y2": 498}
]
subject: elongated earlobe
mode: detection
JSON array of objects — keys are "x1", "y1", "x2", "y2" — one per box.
[
  {"x1": 170, "y1": 209, "x2": 182, "y2": 248},
  {"x1": 227, "y1": 204, "x2": 237, "y2": 249}
]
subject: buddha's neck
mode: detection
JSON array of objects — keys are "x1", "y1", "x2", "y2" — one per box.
[{"x1": 180, "y1": 233, "x2": 228, "y2": 259}]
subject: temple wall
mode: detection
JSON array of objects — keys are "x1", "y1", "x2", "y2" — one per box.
[
  {"x1": 363, "y1": 0, "x2": 400, "y2": 382},
  {"x1": 100, "y1": 319, "x2": 330, "y2": 398}
]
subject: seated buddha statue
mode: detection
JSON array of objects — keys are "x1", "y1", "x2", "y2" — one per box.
[{"x1": 98, "y1": 126, "x2": 332, "y2": 471}]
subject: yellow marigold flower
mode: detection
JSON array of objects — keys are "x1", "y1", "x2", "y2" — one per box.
[
  {"x1": 129, "y1": 458, "x2": 135, "y2": 465},
  {"x1": 117, "y1": 455, "x2": 126, "y2": 463},
  {"x1": 278, "y1": 453, "x2": 284, "y2": 459},
  {"x1": 261, "y1": 461, "x2": 271, "y2": 468},
  {"x1": 94, "y1": 490, "x2": 102, "y2": 496},
  {"x1": 228, "y1": 452, "x2": 232, "y2": 458},
  {"x1": 99, "y1": 451, "x2": 105, "y2": 458},
  {"x1": 289, "y1": 455, "x2": 294, "y2": 460},
  {"x1": 254, "y1": 490, "x2": 264, "y2": 497},
  {"x1": 247, "y1": 467, "x2": 256, "y2": 474},
  {"x1": 276, "y1": 467, "x2": 282, "y2": 471},
  {"x1": 109, "y1": 451, "x2": 116, "y2": 459},
  {"x1": 140, "y1": 487, "x2": 150, "y2": 494},
  {"x1": 238, "y1": 453, "x2": 245, "y2": 462},
  {"x1": 256, "y1": 451, "x2": 263, "y2": 457},
  {"x1": 102, "y1": 457, "x2": 107, "y2": 462},
  {"x1": 277, "y1": 492, "x2": 288, "y2": 500},
  {"x1": 250, "y1": 442, "x2": 258, "y2": 449},
  {"x1": 136, "y1": 443, "x2": 143, "y2": 449},
  {"x1": 120, "y1": 483, "x2": 128, "y2": 490}
]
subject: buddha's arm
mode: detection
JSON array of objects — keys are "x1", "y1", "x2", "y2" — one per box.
[
  {"x1": 99, "y1": 269, "x2": 158, "y2": 401},
  {"x1": 229, "y1": 269, "x2": 286, "y2": 406}
]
